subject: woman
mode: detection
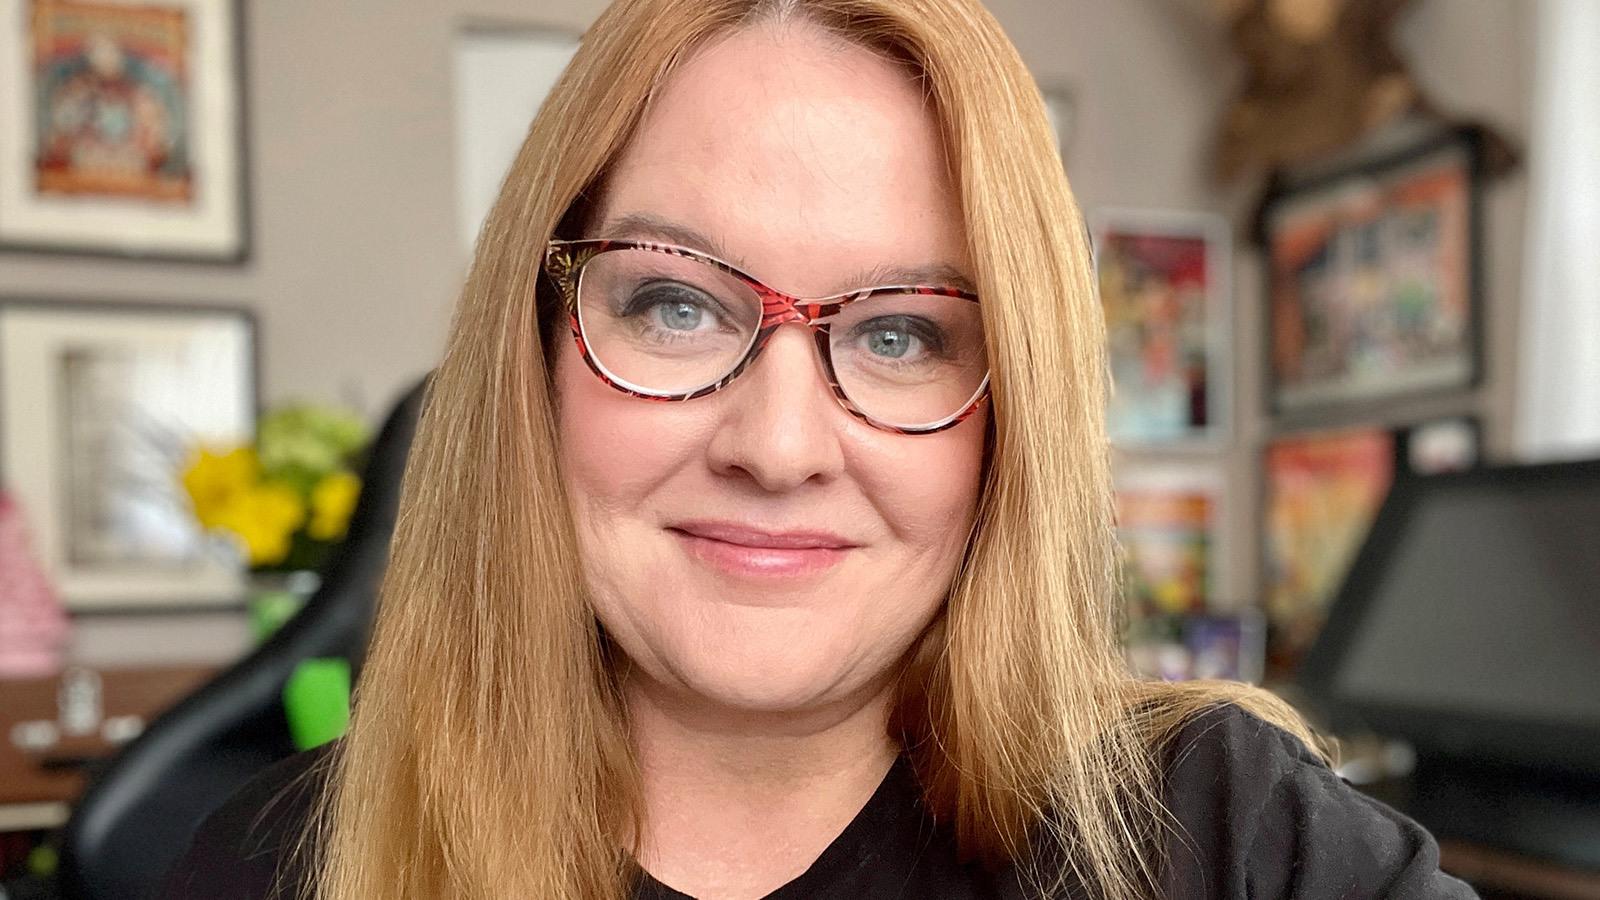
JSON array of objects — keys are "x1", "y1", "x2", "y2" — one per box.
[{"x1": 166, "y1": 0, "x2": 1476, "y2": 897}]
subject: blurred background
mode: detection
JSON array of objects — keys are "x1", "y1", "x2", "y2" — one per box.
[{"x1": 0, "y1": 0, "x2": 1596, "y2": 898}]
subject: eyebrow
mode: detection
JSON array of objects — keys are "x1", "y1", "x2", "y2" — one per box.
[{"x1": 595, "y1": 211, "x2": 978, "y2": 295}]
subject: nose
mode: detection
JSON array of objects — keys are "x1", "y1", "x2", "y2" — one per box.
[{"x1": 704, "y1": 325, "x2": 846, "y2": 493}]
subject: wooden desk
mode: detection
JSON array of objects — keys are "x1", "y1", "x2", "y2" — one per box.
[
  {"x1": 1443, "y1": 841, "x2": 1600, "y2": 900},
  {"x1": 0, "y1": 666, "x2": 214, "y2": 831}
]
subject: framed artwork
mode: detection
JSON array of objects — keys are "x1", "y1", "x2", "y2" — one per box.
[
  {"x1": 1115, "y1": 476, "x2": 1220, "y2": 619},
  {"x1": 1092, "y1": 209, "x2": 1230, "y2": 447},
  {"x1": 1262, "y1": 127, "x2": 1484, "y2": 414},
  {"x1": 1115, "y1": 459, "x2": 1252, "y2": 682},
  {"x1": 453, "y1": 24, "x2": 580, "y2": 253},
  {"x1": 0, "y1": 0, "x2": 249, "y2": 262},
  {"x1": 1261, "y1": 417, "x2": 1484, "y2": 674},
  {"x1": 0, "y1": 298, "x2": 257, "y2": 610},
  {"x1": 1262, "y1": 426, "x2": 1397, "y2": 672},
  {"x1": 1040, "y1": 84, "x2": 1075, "y2": 160}
]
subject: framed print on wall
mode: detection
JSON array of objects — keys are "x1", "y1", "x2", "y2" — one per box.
[
  {"x1": 0, "y1": 298, "x2": 257, "y2": 610},
  {"x1": 453, "y1": 24, "x2": 581, "y2": 254},
  {"x1": 1116, "y1": 461, "x2": 1264, "y2": 684},
  {"x1": 1115, "y1": 473, "x2": 1221, "y2": 620},
  {"x1": 1261, "y1": 425, "x2": 1397, "y2": 674},
  {"x1": 1262, "y1": 127, "x2": 1484, "y2": 415},
  {"x1": 1091, "y1": 209, "x2": 1231, "y2": 448},
  {"x1": 1260, "y1": 416, "x2": 1482, "y2": 676},
  {"x1": 0, "y1": 0, "x2": 248, "y2": 262},
  {"x1": 1040, "y1": 84, "x2": 1075, "y2": 160}
]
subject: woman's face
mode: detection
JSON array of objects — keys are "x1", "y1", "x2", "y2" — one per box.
[{"x1": 555, "y1": 23, "x2": 987, "y2": 716}]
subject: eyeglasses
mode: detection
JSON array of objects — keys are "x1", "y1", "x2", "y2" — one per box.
[{"x1": 543, "y1": 239, "x2": 990, "y2": 434}]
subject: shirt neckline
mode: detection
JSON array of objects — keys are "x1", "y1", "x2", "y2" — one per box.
[{"x1": 635, "y1": 754, "x2": 925, "y2": 900}]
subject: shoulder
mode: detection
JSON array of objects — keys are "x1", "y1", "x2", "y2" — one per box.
[
  {"x1": 1160, "y1": 700, "x2": 1321, "y2": 794},
  {"x1": 1156, "y1": 703, "x2": 1477, "y2": 899},
  {"x1": 158, "y1": 744, "x2": 333, "y2": 900}
]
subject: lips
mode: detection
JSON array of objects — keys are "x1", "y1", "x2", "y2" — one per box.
[
  {"x1": 667, "y1": 520, "x2": 858, "y2": 579},
  {"x1": 670, "y1": 521, "x2": 856, "y2": 549}
]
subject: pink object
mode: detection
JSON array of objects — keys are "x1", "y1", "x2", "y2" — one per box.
[{"x1": 0, "y1": 491, "x2": 68, "y2": 677}]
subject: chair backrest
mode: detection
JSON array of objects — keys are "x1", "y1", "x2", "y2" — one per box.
[{"x1": 58, "y1": 374, "x2": 430, "y2": 900}]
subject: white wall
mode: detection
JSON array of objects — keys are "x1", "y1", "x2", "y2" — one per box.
[{"x1": 1516, "y1": 0, "x2": 1600, "y2": 462}]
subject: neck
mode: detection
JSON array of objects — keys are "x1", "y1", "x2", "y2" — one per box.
[{"x1": 626, "y1": 674, "x2": 900, "y2": 899}]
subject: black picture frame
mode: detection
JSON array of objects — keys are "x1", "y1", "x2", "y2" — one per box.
[{"x1": 1257, "y1": 125, "x2": 1487, "y2": 420}]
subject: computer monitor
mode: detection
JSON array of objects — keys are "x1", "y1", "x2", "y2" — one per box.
[{"x1": 1298, "y1": 457, "x2": 1600, "y2": 779}]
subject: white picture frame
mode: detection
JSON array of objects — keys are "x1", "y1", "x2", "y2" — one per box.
[
  {"x1": 1090, "y1": 208, "x2": 1233, "y2": 449},
  {"x1": 1041, "y1": 84, "x2": 1075, "y2": 160},
  {"x1": 0, "y1": 299, "x2": 256, "y2": 610},
  {"x1": 453, "y1": 24, "x2": 580, "y2": 254},
  {"x1": 0, "y1": 0, "x2": 248, "y2": 261}
]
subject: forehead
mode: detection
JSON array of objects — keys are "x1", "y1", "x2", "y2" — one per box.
[{"x1": 590, "y1": 22, "x2": 971, "y2": 298}]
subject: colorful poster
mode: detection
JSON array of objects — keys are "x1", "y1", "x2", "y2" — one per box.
[
  {"x1": 1117, "y1": 489, "x2": 1213, "y2": 618},
  {"x1": 1094, "y1": 212, "x2": 1228, "y2": 446},
  {"x1": 0, "y1": 0, "x2": 245, "y2": 259},
  {"x1": 1266, "y1": 138, "x2": 1476, "y2": 412},
  {"x1": 1263, "y1": 428, "x2": 1396, "y2": 669},
  {"x1": 30, "y1": 0, "x2": 194, "y2": 202}
]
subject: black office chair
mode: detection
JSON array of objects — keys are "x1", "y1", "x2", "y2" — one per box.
[{"x1": 57, "y1": 374, "x2": 430, "y2": 900}]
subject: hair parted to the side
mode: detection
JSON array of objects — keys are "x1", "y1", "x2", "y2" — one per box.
[{"x1": 307, "y1": 1, "x2": 1327, "y2": 897}]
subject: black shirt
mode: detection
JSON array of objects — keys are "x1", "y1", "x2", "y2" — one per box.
[{"x1": 160, "y1": 704, "x2": 1478, "y2": 898}]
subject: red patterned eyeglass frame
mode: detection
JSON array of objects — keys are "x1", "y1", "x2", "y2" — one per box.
[{"x1": 543, "y1": 238, "x2": 991, "y2": 435}]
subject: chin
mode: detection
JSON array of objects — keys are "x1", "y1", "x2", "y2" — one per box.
[
  {"x1": 708, "y1": 660, "x2": 854, "y2": 713},
  {"x1": 660, "y1": 619, "x2": 881, "y2": 715},
  {"x1": 597, "y1": 568, "x2": 936, "y2": 718}
]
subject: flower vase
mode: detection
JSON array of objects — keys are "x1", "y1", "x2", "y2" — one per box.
[{"x1": 246, "y1": 569, "x2": 321, "y2": 643}]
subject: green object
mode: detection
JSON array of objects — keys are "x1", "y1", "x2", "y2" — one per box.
[
  {"x1": 283, "y1": 657, "x2": 351, "y2": 750},
  {"x1": 28, "y1": 844, "x2": 58, "y2": 877},
  {"x1": 257, "y1": 404, "x2": 370, "y2": 493}
]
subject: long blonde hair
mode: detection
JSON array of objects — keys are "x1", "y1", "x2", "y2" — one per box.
[{"x1": 311, "y1": 1, "x2": 1322, "y2": 897}]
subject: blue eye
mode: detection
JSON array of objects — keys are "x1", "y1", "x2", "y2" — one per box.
[
  {"x1": 853, "y1": 315, "x2": 943, "y2": 363},
  {"x1": 653, "y1": 300, "x2": 705, "y2": 331},
  {"x1": 866, "y1": 327, "x2": 914, "y2": 358},
  {"x1": 619, "y1": 281, "x2": 723, "y2": 333}
]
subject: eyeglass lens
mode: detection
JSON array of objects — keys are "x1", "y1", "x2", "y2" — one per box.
[{"x1": 574, "y1": 248, "x2": 987, "y2": 429}]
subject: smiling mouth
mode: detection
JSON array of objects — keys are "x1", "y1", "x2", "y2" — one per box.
[{"x1": 666, "y1": 522, "x2": 858, "y2": 579}]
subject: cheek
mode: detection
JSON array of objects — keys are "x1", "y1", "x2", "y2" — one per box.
[
  {"x1": 555, "y1": 341, "x2": 663, "y2": 631},
  {"x1": 554, "y1": 335, "x2": 697, "y2": 507},
  {"x1": 553, "y1": 336, "x2": 713, "y2": 602},
  {"x1": 855, "y1": 409, "x2": 987, "y2": 561}
]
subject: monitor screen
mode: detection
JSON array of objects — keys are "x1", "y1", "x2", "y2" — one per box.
[{"x1": 1302, "y1": 460, "x2": 1600, "y2": 772}]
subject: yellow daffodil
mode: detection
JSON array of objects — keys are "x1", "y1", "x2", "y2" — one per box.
[
  {"x1": 181, "y1": 447, "x2": 260, "y2": 529},
  {"x1": 179, "y1": 404, "x2": 369, "y2": 573},
  {"x1": 212, "y1": 482, "x2": 306, "y2": 567},
  {"x1": 308, "y1": 471, "x2": 362, "y2": 541}
]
